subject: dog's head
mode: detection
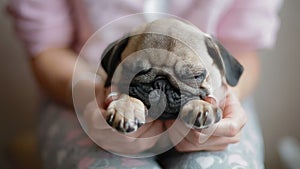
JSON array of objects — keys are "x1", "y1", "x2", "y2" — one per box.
[{"x1": 101, "y1": 18, "x2": 243, "y2": 119}]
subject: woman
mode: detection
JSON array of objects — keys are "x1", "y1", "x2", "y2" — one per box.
[{"x1": 8, "y1": 0, "x2": 282, "y2": 168}]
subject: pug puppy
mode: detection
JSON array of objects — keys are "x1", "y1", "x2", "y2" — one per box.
[{"x1": 101, "y1": 18, "x2": 243, "y2": 133}]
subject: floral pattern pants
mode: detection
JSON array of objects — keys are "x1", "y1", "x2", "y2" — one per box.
[{"x1": 38, "y1": 98, "x2": 264, "y2": 169}]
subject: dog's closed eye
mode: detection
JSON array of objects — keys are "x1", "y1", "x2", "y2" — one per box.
[
  {"x1": 178, "y1": 67, "x2": 207, "y2": 82},
  {"x1": 135, "y1": 68, "x2": 152, "y2": 76},
  {"x1": 193, "y1": 73, "x2": 206, "y2": 82}
]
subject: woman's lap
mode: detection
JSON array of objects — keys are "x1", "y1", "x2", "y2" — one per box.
[{"x1": 38, "y1": 98, "x2": 264, "y2": 169}]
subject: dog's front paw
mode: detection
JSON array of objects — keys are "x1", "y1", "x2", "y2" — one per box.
[
  {"x1": 180, "y1": 100, "x2": 222, "y2": 129},
  {"x1": 106, "y1": 94, "x2": 147, "y2": 133}
]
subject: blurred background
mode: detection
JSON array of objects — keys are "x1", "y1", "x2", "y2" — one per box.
[{"x1": 0, "y1": 0, "x2": 299, "y2": 169}]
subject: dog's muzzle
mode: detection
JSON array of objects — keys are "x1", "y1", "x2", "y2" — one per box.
[{"x1": 127, "y1": 75, "x2": 201, "y2": 120}]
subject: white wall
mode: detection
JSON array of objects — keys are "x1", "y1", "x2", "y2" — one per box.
[{"x1": 0, "y1": 1, "x2": 299, "y2": 169}]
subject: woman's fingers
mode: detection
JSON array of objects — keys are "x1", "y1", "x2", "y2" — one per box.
[
  {"x1": 213, "y1": 105, "x2": 247, "y2": 137},
  {"x1": 213, "y1": 118, "x2": 246, "y2": 137},
  {"x1": 213, "y1": 92, "x2": 247, "y2": 137},
  {"x1": 92, "y1": 121, "x2": 164, "y2": 154},
  {"x1": 174, "y1": 132, "x2": 240, "y2": 152},
  {"x1": 127, "y1": 119, "x2": 164, "y2": 138},
  {"x1": 185, "y1": 129, "x2": 241, "y2": 145},
  {"x1": 164, "y1": 119, "x2": 192, "y2": 145},
  {"x1": 175, "y1": 138, "x2": 229, "y2": 152},
  {"x1": 83, "y1": 100, "x2": 112, "y2": 130},
  {"x1": 165, "y1": 119, "x2": 241, "y2": 152}
]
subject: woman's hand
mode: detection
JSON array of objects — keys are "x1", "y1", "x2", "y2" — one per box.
[
  {"x1": 164, "y1": 91, "x2": 247, "y2": 152},
  {"x1": 82, "y1": 86, "x2": 164, "y2": 155}
]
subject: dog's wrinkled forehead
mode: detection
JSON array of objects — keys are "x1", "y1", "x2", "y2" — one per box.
[
  {"x1": 124, "y1": 19, "x2": 212, "y2": 60},
  {"x1": 122, "y1": 33, "x2": 205, "y2": 67},
  {"x1": 120, "y1": 23, "x2": 213, "y2": 75}
]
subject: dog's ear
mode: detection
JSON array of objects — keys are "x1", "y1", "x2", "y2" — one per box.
[
  {"x1": 101, "y1": 36, "x2": 130, "y2": 87},
  {"x1": 205, "y1": 36, "x2": 244, "y2": 86}
]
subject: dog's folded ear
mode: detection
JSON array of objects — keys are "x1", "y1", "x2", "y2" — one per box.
[
  {"x1": 101, "y1": 36, "x2": 130, "y2": 87},
  {"x1": 205, "y1": 36, "x2": 244, "y2": 86}
]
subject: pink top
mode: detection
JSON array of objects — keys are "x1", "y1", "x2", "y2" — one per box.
[{"x1": 8, "y1": 0, "x2": 282, "y2": 57}]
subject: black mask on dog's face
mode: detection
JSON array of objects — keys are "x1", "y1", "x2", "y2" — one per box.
[{"x1": 127, "y1": 71, "x2": 207, "y2": 120}]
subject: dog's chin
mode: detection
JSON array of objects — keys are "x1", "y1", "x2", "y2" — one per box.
[{"x1": 122, "y1": 76, "x2": 202, "y2": 120}]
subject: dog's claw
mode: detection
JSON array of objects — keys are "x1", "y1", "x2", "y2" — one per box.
[
  {"x1": 193, "y1": 113, "x2": 201, "y2": 127},
  {"x1": 115, "y1": 120, "x2": 123, "y2": 132},
  {"x1": 106, "y1": 114, "x2": 114, "y2": 126},
  {"x1": 134, "y1": 117, "x2": 145, "y2": 128}
]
